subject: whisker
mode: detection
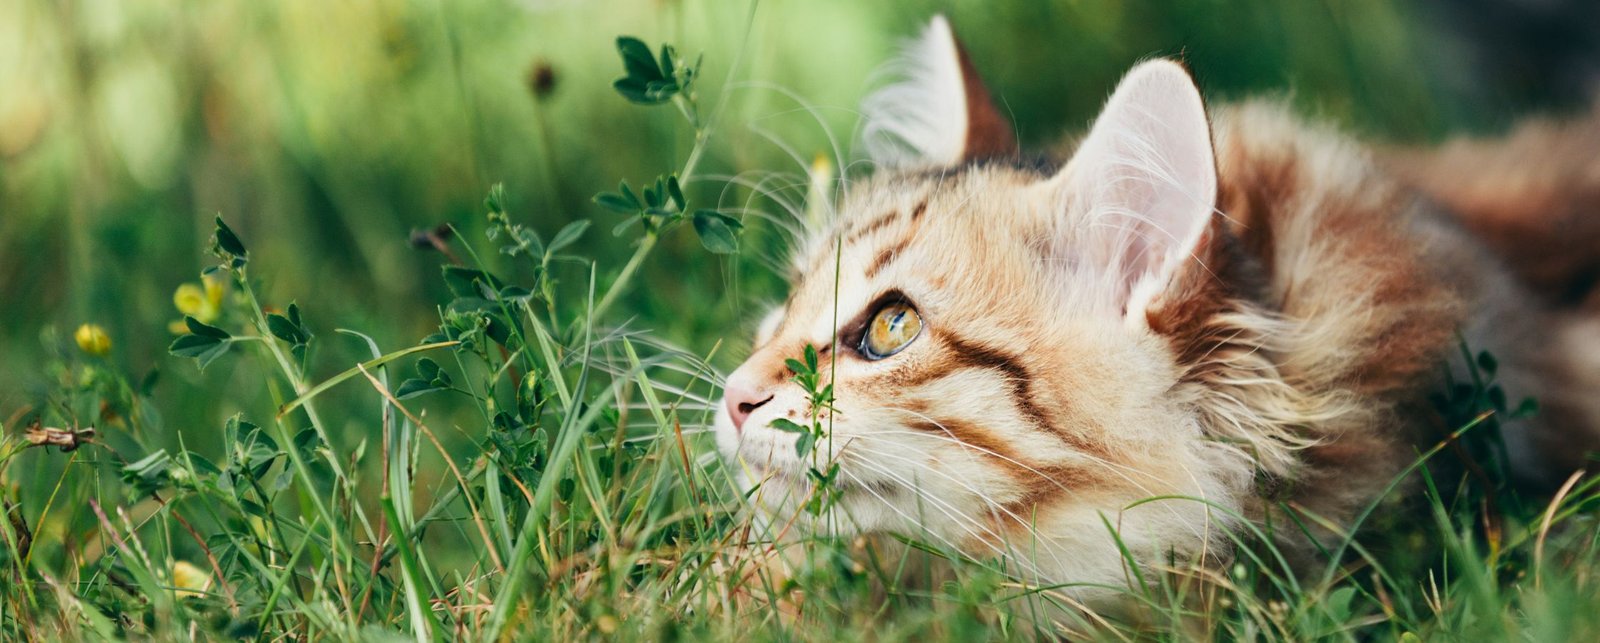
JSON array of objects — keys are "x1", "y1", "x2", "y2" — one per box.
[
  {"x1": 845, "y1": 445, "x2": 1065, "y2": 581},
  {"x1": 830, "y1": 465, "x2": 1007, "y2": 577},
  {"x1": 862, "y1": 407, "x2": 1208, "y2": 545},
  {"x1": 841, "y1": 457, "x2": 1034, "y2": 573}
]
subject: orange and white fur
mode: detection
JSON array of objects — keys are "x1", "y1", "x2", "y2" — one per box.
[{"x1": 713, "y1": 16, "x2": 1600, "y2": 601}]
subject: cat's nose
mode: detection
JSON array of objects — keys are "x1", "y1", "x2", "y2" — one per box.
[{"x1": 723, "y1": 377, "x2": 774, "y2": 433}]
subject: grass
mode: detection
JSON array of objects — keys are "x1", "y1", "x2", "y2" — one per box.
[
  {"x1": 4, "y1": 0, "x2": 1600, "y2": 640},
  {"x1": 8, "y1": 167, "x2": 1600, "y2": 643},
  {"x1": 8, "y1": 201, "x2": 1600, "y2": 643}
]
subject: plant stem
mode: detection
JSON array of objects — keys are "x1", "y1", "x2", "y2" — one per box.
[
  {"x1": 236, "y1": 269, "x2": 376, "y2": 619},
  {"x1": 586, "y1": 0, "x2": 756, "y2": 323},
  {"x1": 589, "y1": 233, "x2": 658, "y2": 321}
]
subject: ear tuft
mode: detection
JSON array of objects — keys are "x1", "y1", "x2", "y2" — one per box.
[
  {"x1": 861, "y1": 16, "x2": 1016, "y2": 169},
  {"x1": 1044, "y1": 59, "x2": 1217, "y2": 318}
]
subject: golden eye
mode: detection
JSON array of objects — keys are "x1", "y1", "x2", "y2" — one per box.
[{"x1": 861, "y1": 302, "x2": 922, "y2": 360}]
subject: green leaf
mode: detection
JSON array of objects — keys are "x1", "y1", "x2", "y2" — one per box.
[
  {"x1": 485, "y1": 182, "x2": 507, "y2": 214},
  {"x1": 214, "y1": 216, "x2": 247, "y2": 259},
  {"x1": 498, "y1": 285, "x2": 534, "y2": 300},
  {"x1": 612, "y1": 39, "x2": 684, "y2": 105},
  {"x1": 1476, "y1": 351, "x2": 1498, "y2": 376},
  {"x1": 195, "y1": 345, "x2": 230, "y2": 370},
  {"x1": 186, "y1": 453, "x2": 220, "y2": 476},
  {"x1": 612, "y1": 79, "x2": 649, "y2": 104},
  {"x1": 122, "y1": 450, "x2": 174, "y2": 492},
  {"x1": 124, "y1": 449, "x2": 172, "y2": 477},
  {"x1": 613, "y1": 77, "x2": 678, "y2": 105},
  {"x1": 666, "y1": 175, "x2": 686, "y2": 212},
  {"x1": 224, "y1": 414, "x2": 259, "y2": 445},
  {"x1": 1324, "y1": 585, "x2": 1356, "y2": 622},
  {"x1": 1513, "y1": 397, "x2": 1540, "y2": 419},
  {"x1": 642, "y1": 180, "x2": 663, "y2": 209},
  {"x1": 293, "y1": 427, "x2": 320, "y2": 454},
  {"x1": 238, "y1": 498, "x2": 269, "y2": 517},
  {"x1": 414, "y1": 357, "x2": 452, "y2": 388},
  {"x1": 691, "y1": 210, "x2": 742, "y2": 254},
  {"x1": 446, "y1": 297, "x2": 497, "y2": 314},
  {"x1": 593, "y1": 191, "x2": 640, "y2": 214},
  {"x1": 267, "y1": 313, "x2": 306, "y2": 344},
  {"x1": 185, "y1": 316, "x2": 231, "y2": 339},
  {"x1": 616, "y1": 36, "x2": 663, "y2": 82},
  {"x1": 169, "y1": 334, "x2": 231, "y2": 370},
  {"x1": 395, "y1": 378, "x2": 444, "y2": 400},
  {"x1": 769, "y1": 418, "x2": 808, "y2": 434},
  {"x1": 548, "y1": 220, "x2": 590, "y2": 254},
  {"x1": 483, "y1": 313, "x2": 517, "y2": 347},
  {"x1": 517, "y1": 228, "x2": 545, "y2": 258},
  {"x1": 611, "y1": 217, "x2": 641, "y2": 237},
  {"x1": 442, "y1": 266, "x2": 508, "y2": 299},
  {"x1": 137, "y1": 368, "x2": 161, "y2": 397},
  {"x1": 658, "y1": 45, "x2": 677, "y2": 82},
  {"x1": 795, "y1": 433, "x2": 815, "y2": 459}
]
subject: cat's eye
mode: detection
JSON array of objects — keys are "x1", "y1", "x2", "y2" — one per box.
[{"x1": 860, "y1": 303, "x2": 922, "y2": 360}]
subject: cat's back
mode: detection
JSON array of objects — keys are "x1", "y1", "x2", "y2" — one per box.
[
  {"x1": 1209, "y1": 100, "x2": 1474, "y2": 399},
  {"x1": 1207, "y1": 99, "x2": 1600, "y2": 486}
]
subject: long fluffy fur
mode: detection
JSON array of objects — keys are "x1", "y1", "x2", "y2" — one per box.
[
  {"x1": 859, "y1": 16, "x2": 970, "y2": 168},
  {"x1": 714, "y1": 25, "x2": 1600, "y2": 607}
]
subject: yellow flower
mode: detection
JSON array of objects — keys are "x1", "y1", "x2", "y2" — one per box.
[
  {"x1": 169, "y1": 560, "x2": 212, "y2": 599},
  {"x1": 171, "y1": 274, "x2": 227, "y2": 333},
  {"x1": 173, "y1": 284, "x2": 207, "y2": 316},
  {"x1": 173, "y1": 277, "x2": 224, "y2": 321},
  {"x1": 74, "y1": 324, "x2": 112, "y2": 356}
]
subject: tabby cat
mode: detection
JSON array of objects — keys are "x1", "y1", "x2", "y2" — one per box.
[{"x1": 712, "y1": 16, "x2": 1600, "y2": 601}]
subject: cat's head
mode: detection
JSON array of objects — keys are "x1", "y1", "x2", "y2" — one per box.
[{"x1": 714, "y1": 17, "x2": 1263, "y2": 591}]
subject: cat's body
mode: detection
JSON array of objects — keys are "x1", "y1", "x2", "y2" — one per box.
[{"x1": 713, "y1": 17, "x2": 1600, "y2": 602}]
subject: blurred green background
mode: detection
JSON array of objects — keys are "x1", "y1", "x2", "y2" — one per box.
[{"x1": 2, "y1": 0, "x2": 1596, "y2": 444}]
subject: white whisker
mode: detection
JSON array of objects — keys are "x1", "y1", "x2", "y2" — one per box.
[{"x1": 844, "y1": 444, "x2": 1063, "y2": 581}]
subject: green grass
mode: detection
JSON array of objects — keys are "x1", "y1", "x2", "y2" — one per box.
[
  {"x1": 3, "y1": 0, "x2": 1599, "y2": 639},
  {"x1": 8, "y1": 191, "x2": 1600, "y2": 642}
]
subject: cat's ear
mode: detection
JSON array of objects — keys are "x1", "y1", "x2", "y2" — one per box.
[
  {"x1": 1043, "y1": 59, "x2": 1217, "y2": 318},
  {"x1": 860, "y1": 15, "x2": 1017, "y2": 168}
]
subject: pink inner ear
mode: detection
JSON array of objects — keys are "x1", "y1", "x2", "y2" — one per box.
[{"x1": 1048, "y1": 60, "x2": 1218, "y2": 316}]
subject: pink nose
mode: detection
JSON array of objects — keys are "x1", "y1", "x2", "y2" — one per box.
[{"x1": 723, "y1": 377, "x2": 774, "y2": 433}]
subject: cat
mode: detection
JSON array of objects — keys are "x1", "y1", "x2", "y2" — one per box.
[{"x1": 712, "y1": 15, "x2": 1600, "y2": 603}]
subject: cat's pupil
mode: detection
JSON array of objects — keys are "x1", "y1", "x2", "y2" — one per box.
[{"x1": 861, "y1": 302, "x2": 922, "y2": 360}]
